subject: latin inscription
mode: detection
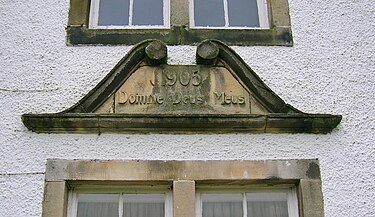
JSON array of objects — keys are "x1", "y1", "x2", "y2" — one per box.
[
  {"x1": 113, "y1": 66, "x2": 252, "y2": 114},
  {"x1": 118, "y1": 93, "x2": 164, "y2": 105},
  {"x1": 213, "y1": 92, "x2": 245, "y2": 105},
  {"x1": 116, "y1": 69, "x2": 246, "y2": 106},
  {"x1": 117, "y1": 91, "x2": 245, "y2": 106}
]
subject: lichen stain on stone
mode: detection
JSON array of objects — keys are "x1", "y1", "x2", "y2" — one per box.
[
  {"x1": 306, "y1": 162, "x2": 320, "y2": 179},
  {"x1": 146, "y1": 160, "x2": 182, "y2": 179}
]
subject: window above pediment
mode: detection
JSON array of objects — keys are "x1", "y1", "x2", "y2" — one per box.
[{"x1": 66, "y1": 0, "x2": 293, "y2": 46}]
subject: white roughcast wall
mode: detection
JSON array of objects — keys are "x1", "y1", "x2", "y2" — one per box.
[{"x1": 0, "y1": 0, "x2": 374, "y2": 216}]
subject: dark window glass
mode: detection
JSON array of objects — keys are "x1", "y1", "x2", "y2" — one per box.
[
  {"x1": 98, "y1": 0, "x2": 129, "y2": 26},
  {"x1": 194, "y1": 0, "x2": 225, "y2": 27},
  {"x1": 228, "y1": 0, "x2": 260, "y2": 27},
  {"x1": 133, "y1": 0, "x2": 164, "y2": 25}
]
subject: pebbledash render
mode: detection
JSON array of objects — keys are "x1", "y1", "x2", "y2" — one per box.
[{"x1": 0, "y1": 0, "x2": 374, "y2": 217}]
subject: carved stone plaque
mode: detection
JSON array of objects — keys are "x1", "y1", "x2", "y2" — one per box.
[
  {"x1": 96, "y1": 65, "x2": 268, "y2": 115},
  {"x1": 22, "y1": 40, "x2": 341, "y2": 133}
]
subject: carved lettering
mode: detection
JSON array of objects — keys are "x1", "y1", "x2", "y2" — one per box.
[
  {"x1": 129, "y1": 95, "x2": 136, "y2": 104},
  {"x1": 182, "y1": 95, "x2": 189, "y2": 104},
  {"x1": 213, "y1": 92, "x2": 246, "y2": 105},
  {"x1": 136, "y1": 95, "x2": 147, "y2": 104},
  {"x1": 197, "y1": 96, "x2": 204, "y2": 104},
  {"x1": 119, "y1": 92, "x2": 128, "y2": 104},
  {"x1": 117, "y1": 92, "x2": 163, "y2": 105},
  {"x1": 238, "y1": 96, "x2": 245, "y2": 104},
  {"x1": 179, "y1": 71, "x2": 190, "y2": 86},
  {"x1": 163, "y1": 70, "x2": 177, "y2": 86},
  {"x1": 147, "y1": 95, "x2": 156, "y2": 104},
  {"x1": 172, "y1": 93, "x2": 181, "y2": 105},
  {"x1": 156, "y1": 96, "x2": 164, "y2": 104},
  {"x1": 162, "y1": 70, "x2": 202, "y2": 87},
  {"x1": 189, "y1": 95, "x2": 196, "y2": 104},
  {"x1": 224, "y1": 94, "x2": 231, "y2": 104},
  {"x1": 118, "y1": 91, "x2": 244, "y2": 107},
  {"x1": 113, "y1": 66, "x2": 252, "y2": 114},
  {"x1": 214, "y1": 92, "x2": 222, "y2": 101},
  {"x1": 192, "y1": 71, "x2": 202, "y2": 86},
  {"x1": 171, "y1": 92, "x2": 204, "y2": 105}
]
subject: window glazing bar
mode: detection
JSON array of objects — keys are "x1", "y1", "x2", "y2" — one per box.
[
  {"x1": 242, "y1": 193, "x2": 247, "y2": 217},
  {"x1": 128, "y1": 0, "x2": 134, "y2": 25},
  {"x1": 119, "y1": 193, "x2": 124, "y2": 217},
  {"x1": 223, "y1": 0, "x2": 229, "y2": 27}
]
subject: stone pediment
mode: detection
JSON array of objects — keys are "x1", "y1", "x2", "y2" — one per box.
[{"x1": 22, "y1": 40, "x2": 341, "y2": 133}]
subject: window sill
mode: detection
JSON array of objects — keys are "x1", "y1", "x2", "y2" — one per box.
[{"x1": 66, "y1": 26, "x2": 293, "y2": 46}]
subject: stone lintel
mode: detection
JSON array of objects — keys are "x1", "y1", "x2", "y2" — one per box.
[{"x1": 45, "y1": 159, "x2": 321, "y2": 182}]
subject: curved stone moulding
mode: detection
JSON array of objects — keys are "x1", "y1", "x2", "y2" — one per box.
[{"x1": 22, "y1": 39, "x2": 341, "y2": 133}]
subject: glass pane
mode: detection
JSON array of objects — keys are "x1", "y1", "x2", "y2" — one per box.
[
  {"x1": 194, "y1": 0, "x2": 225, "y2": 27},
  {"x1": 98, "y1": 0, "x2": 129, "y2": 26},
  {"x1": 228, "y1": 0, "x2": 260, "y2": 27},
  {"x1": 123, "y1": 193, "x2": 165, "y2": 217},
  {"x1": 133, "y1": 0, "x2": 164, "y2": 25},
  {"x1": 77, "y1": 194, "x2": 119, "y2": 217},
  {"x1": 202, "y1": 193, "x2": 243, "y2": 217},
  {"x1": 246, "y1": 192, "x2": 289, "y2": 217}
]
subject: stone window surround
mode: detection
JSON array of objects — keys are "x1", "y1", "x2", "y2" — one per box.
[
  {"x1": 42, "y1": 159, "x2": 323, "y2": 217},
  {"x1": 66, "y1": 0, "x2": 293, "y2": 46}
]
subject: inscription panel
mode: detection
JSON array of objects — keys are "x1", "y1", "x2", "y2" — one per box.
[{"x1": 96, "y1": 65, "x2": 268, "y2": 114}]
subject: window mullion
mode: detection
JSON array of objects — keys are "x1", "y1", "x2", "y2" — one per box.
[
  {"x1": 195, "y1": 193, "x2": 202, "y2": 217},
  {"x1": 171, "y1": 0, "x2": 189, "y2": 26},
  {"x1": 119, "y1": 193, "x2": 124, "y2": 217},
  {"x1": 129, "y1": 0, "x2": 134, "y2": 26},
  {"x1": 242, "y1": 192, "x2": 247, "y2": 217},
  {"x1": 223, "y1": 0, "x2": 229, "y2": 27},
  {"x1": 165, "y1": 192, "x2": 172, "y2": 217}
]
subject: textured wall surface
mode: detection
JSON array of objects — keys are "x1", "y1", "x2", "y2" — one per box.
[{"x1": 0, "y1": 0, "x2": 374, "y2": 216}]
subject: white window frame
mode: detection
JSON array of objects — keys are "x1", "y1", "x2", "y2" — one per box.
[
  {"x1": 89, "y1": 0, "x2": 171, "y2": 29},
  {"x1": 67, "y1": 187, "x2": 173, "y2": 217},
  {"x1": 195, "y1": 186, "x2": 299, "y2": 217},
  {"x1": 189, "y1": 0, "x2": 270, "y2": 29}
]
